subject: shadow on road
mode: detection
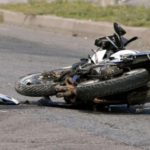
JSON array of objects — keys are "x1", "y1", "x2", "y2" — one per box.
[{"x1": 1, "y1": 100, "x2": 150, "y2": 115}]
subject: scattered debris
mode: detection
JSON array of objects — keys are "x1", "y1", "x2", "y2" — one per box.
[
  {"x1": 0, "y1": 94, "x2": 19, "y2": 105},
  {"x1": 23, "y1": 100, "x2": 30, "y2": 104},
  {"x1": 72, "y1": 33, "x2": 78, "y2": 37}
]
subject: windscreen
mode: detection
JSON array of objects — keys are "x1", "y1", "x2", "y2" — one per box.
[{"x1": 126, "y1": 38, "x2": 149, "y2": 51}]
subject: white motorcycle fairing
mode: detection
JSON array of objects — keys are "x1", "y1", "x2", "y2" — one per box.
[
  {"x1": 110, "y1": 50, "x2": 139, "y2": 62},
  {"x1": 91, "y1": 49, "x2": 138, "y2": 64},
  {"x1": 92, "y1": 50, "x2": 107, "y2": 63}
]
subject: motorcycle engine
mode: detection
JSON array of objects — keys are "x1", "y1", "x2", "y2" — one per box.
[{"x1": 91, "y1": 65, "x2": 123, "y2": 80}]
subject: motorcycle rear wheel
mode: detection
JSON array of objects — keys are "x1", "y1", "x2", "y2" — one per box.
[{"x1": 76, "y1": 69, "x2": 150, "y2": 100}]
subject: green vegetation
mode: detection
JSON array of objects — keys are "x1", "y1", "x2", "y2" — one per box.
[
  {"x1": 0, "y1": 0, "x2": 150, "y2": 27},
  {"x1": 0, "y1": 12, "x2": 3, "y2": 23}
]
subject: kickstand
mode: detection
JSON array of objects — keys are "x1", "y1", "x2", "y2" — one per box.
[{"x1": 38, "y1": 96, "x2": 84, "y2": 108}]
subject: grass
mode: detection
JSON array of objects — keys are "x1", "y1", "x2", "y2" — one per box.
[
  {"x1": 0, "y1": 12, "x2": 3, "y2": 23},
  {"x1": 0, "y1": 0, "x2": 150, "y2": 27}
]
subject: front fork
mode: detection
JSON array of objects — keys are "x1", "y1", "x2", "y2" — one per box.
[{"x1": 55, "y1": 77, "x2": 77, "y2": 103}]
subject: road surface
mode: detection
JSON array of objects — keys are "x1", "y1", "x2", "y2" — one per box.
[{"x1": 0, "y1": 24, "x2": 150, "y2": 150}]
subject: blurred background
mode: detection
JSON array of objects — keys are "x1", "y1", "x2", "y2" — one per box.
[{"x1": 0, "y1": 0, "x2": 150, "y2": 7}]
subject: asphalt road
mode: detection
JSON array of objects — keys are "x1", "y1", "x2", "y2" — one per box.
[{"x1": 0, "y1": 24, "x2": 150, "y2": 150}]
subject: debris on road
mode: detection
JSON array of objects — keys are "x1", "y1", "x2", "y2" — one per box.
[{"x1": 0, "y1": 94, "x2": 19, "y2": 105}]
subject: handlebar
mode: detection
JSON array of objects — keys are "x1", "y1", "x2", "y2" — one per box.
[{"x1": 123, "y1": 36, "x2": 138, "y2": 47}]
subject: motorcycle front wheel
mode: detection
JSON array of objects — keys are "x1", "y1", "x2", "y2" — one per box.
[{"x1": 15, "y1": 73, "x2": 58, "y2": 97}]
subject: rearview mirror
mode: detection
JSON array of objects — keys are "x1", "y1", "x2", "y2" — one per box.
[{"x1": 114, "y1": 22, "x2": 126, "y2": 36}]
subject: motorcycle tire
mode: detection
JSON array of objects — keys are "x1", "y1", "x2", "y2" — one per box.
[
  {"x1": 15, "y1": 73, "x2": 58, "y2": 97},
  {"x1": 76, "y1": 69, "x2": 150, "y2": 100},
  {"x1": 15, "y1": 66, "x2": 72, "y2": 97}
]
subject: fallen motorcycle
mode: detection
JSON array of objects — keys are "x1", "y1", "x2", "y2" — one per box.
[{"x1": 15, "y1": 22, "x2": 150, "y2": 109}]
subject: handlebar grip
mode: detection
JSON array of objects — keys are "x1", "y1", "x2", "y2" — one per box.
[{"x1": 124, "y1": 36, "x2": 138, "y2": 46}]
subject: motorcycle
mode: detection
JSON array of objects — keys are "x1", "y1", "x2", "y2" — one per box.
[{"x1": 15, "y1": 22, "x2": 150, "y2": 109}]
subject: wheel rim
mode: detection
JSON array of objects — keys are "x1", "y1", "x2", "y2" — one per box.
[{"x1": 20, "y1": 73, "x2": 53, "y2": 85}]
